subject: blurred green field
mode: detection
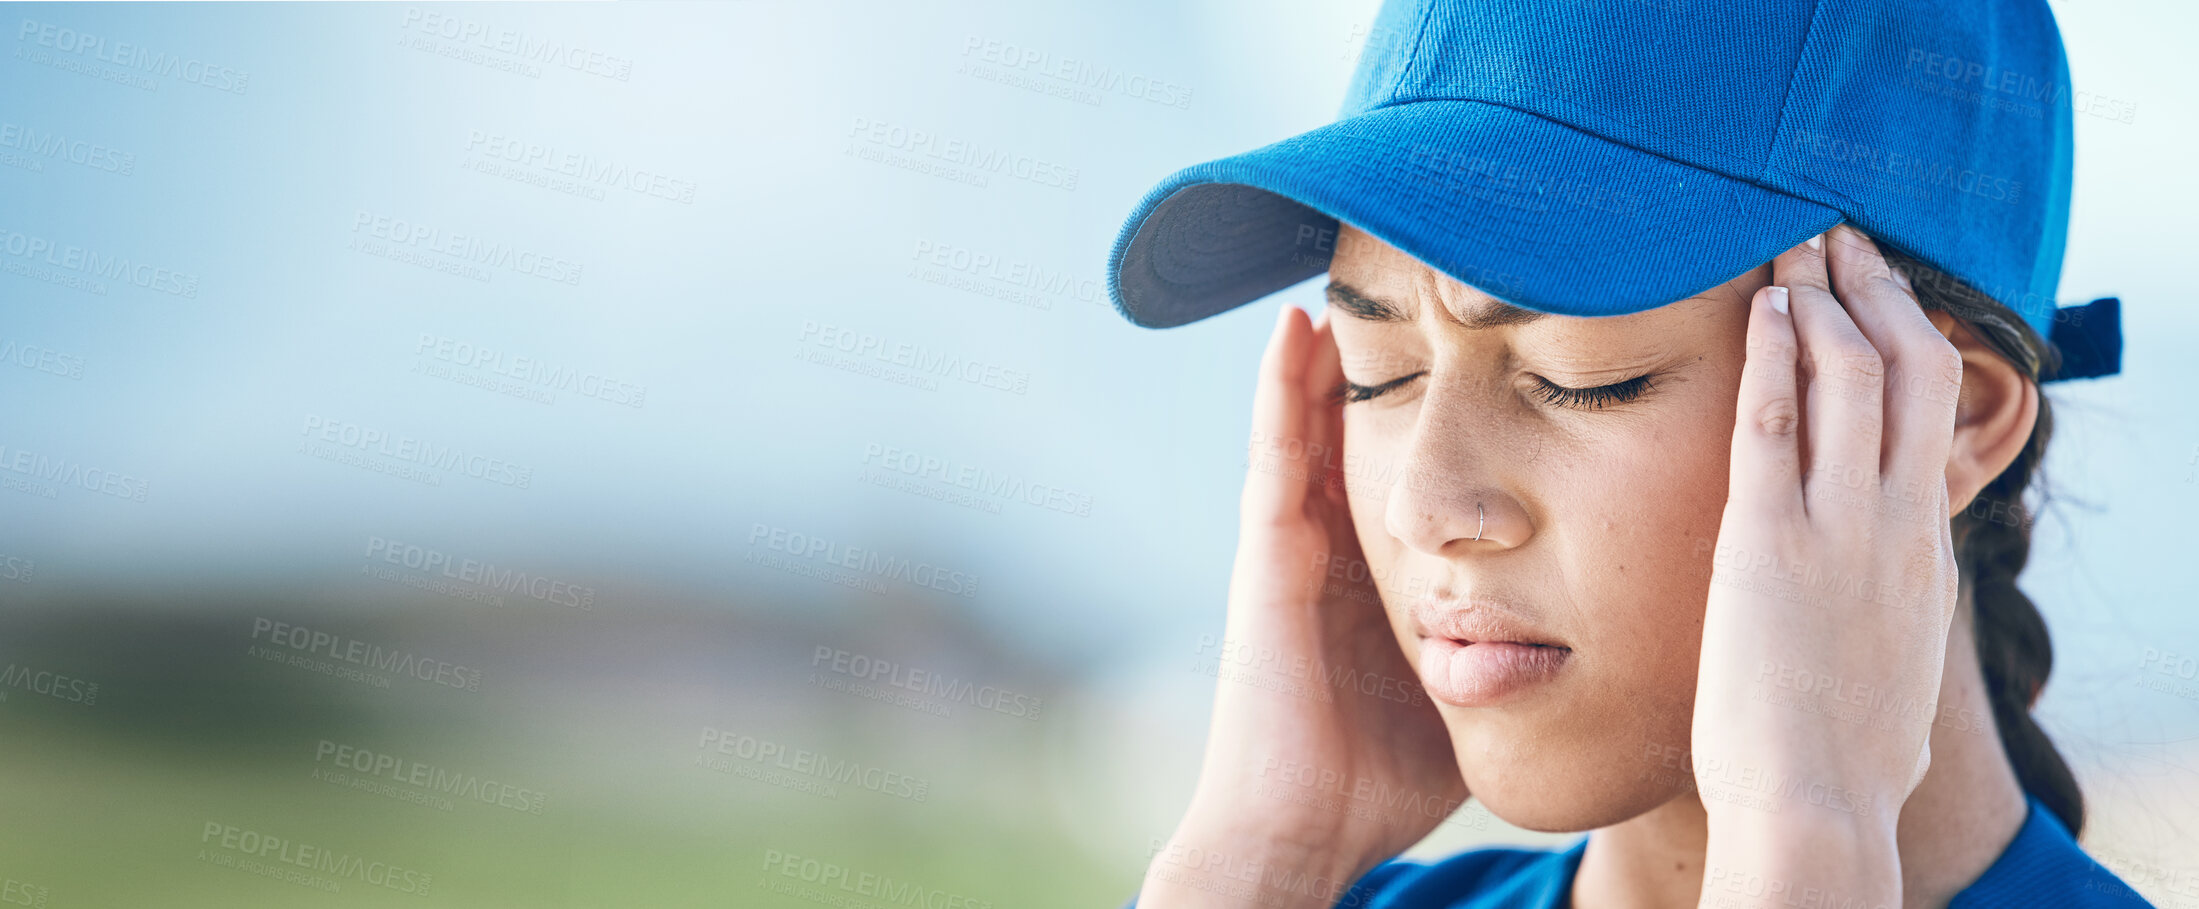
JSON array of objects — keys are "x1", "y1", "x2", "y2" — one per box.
[
  {"x1": 6, "y1": 585, "x2": 2191, "y2": 909},
  {"x1": 0, "y1": 586, "x2": 1131, "y2": 909}
]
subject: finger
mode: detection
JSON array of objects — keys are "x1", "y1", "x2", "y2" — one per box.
[
  {"x1": 1303, "y1": 309, "x2": 1349, "y2": 506},
  {"x1": 1245, "y1": 306, "x2": 1314, "y2": 521},
  {"x1": 1728, "y1": 284, "x2": 1804, "y2": 512},
  {"x1": 1824, "y1": 225, "x2": 1964, "y2": 501},
  {"x1": 1775, "y1": 230, "x2": 1886, "y2": 517}
]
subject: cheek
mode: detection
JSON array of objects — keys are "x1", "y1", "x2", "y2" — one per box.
[
  {"x1": 1576, "y1": 406, "x2": 1733, "y2": 571},
  {"x1": 1339, "y1": 415, "x2": 1402, "y2": 560},
  {"x1": 1339, "y1": 415, "x2": 1421, "y2": 634},
  {"x1": 1556, "y1": 380, "x2": 1743, "y2": 698},
  {"x1": 1570, "y1": 428, "x2": 1727, "y2": 628}
]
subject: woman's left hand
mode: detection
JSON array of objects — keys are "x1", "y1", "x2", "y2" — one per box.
[{"x1": 1690, "y1": 224, "x2": 1967, "y2": 907}]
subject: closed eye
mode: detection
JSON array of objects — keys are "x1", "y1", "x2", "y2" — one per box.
[
  {"x1": 1336, "y1": 372, "x2": 1657, "y2": 409},
  {"x1": 1336, "y1": 372, "x2": 1425, "y2": 404},
  {"x1": 1532, "y1": 374, "x2": 1654, "y2": 410}
]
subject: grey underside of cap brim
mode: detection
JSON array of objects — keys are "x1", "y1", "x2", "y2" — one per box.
[{"x1": 1115, "y1": 183, "x2": 1334, "y2": 329}]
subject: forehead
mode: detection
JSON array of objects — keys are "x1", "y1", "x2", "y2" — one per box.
[
  {"x1": 1326, "y1": 223, "x2": 1542, "y2": 327},
  {"x1": 1328, "y1": 224, "x2": 1430, "y2": 284},
  {"x1": 1325, "y1": 223, "x2": 1761, "y2": 327}
]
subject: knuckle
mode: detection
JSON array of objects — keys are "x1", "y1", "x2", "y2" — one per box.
[
  {"x1": 1926, "y1": 344, "x2": 1965, "y2": 386},
  {"x1": 1896, "y1": 343, "x2": 1965, "y2": 407},
  {"x1": 1869, "y1": 273, "x2": 1914, "y2": 301},
  {"x1": 1846, "y1": 412, "x2": 1884, "y2": 444},
  {"x1": 1788, "y1": 272, "x2": 1832, "y2": 294},
  {"x1": 1838, "y1": 346, "x2": 1886, "y2": 384},
  {"x1": 1753, "y1": 396, "x2": 1802, "y2": 438}
]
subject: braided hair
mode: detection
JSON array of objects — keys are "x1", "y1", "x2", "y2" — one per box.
[{"x1": 1881, "y1": 244, "x2": 2084, "y2": 836}]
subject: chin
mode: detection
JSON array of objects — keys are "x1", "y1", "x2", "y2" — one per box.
[{"x1": 1443, "y1": 710, "x2": 1699, "y2": 833}]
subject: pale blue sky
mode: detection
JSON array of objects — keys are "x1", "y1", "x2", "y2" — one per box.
[{"x1": 1, "y1": 0, "x2": 2192, "y2": 859}]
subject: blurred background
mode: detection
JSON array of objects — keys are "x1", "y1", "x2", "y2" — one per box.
[{"x1": 0, "y1": 1, "x2": 2193, "y2": 907}]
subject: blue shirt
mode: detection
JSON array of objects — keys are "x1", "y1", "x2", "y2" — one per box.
[{"x1": 1130, "y1": 796, "x2": 2156, "y2": 908}]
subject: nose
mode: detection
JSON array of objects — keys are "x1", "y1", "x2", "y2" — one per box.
[{"x1": 1381, "y1": 401, "x2": 1528, "y2": 556}]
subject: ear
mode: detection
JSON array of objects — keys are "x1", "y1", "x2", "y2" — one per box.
[{"x1": 1925, "y1": 311, "x2": 2039, "y2": 513}]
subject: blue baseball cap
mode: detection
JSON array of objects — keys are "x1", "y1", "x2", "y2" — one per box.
[{"x1": 1107, "y1": 0, "x2": 2121, "y2": 381}]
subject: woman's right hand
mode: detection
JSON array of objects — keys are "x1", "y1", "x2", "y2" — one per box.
[{"x1": 1139, "y1": 306, "x2": 1468, "y2": 909}]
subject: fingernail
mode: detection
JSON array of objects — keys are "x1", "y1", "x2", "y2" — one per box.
[
  {"x1": 1768, "y1": 286, "x2": 1789, "y2": 315},
  {"x1": 1806, "y1": 233, "x2": 1823, "y2": 252},
  {"x1": 1890, "y1": 268, "x2": 1914, "y2": 295}
]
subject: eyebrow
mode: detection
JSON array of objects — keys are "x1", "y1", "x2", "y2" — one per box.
[{"x1": 1325, "y1": 280, "x2": 1546, "y2": 329}]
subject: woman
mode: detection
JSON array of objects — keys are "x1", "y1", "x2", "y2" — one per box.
[{"x1": 1105, "y1": 1, "x2": 2137, "y2": 907}]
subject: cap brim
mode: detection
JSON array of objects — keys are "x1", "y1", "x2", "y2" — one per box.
[{"x1": 1108, "y1": 99, "x2": 1847, "y2": 328}]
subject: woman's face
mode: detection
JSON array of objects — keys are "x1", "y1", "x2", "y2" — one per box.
[{"x1": 1328, "y1": 224, "x2": 1768, "y2": 831}]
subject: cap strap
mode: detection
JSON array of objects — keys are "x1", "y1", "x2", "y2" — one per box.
[{"x1": 2042, "y1": 297, "x2": 2122, "y2": 383}]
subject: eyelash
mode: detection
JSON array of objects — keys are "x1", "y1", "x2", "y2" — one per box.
[
  {"x1": 1336, "y1": 373, "x2": 1655, "y2": 410},
  {"x1": 1339, "y1": 372, "x2": 1424, "y2": 403},
  {"x1": 1530, "y1": 374, "x2": 1655, "y2": 410}
]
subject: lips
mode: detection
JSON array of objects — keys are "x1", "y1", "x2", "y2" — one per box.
[{"x1": 1412, "y1": 598, "x2": 1571, "y2": 707}]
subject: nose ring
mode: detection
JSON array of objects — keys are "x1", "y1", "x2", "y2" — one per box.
[{"x1": 1472, "y1": 503, "x2": 1485, "y2": 542}]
